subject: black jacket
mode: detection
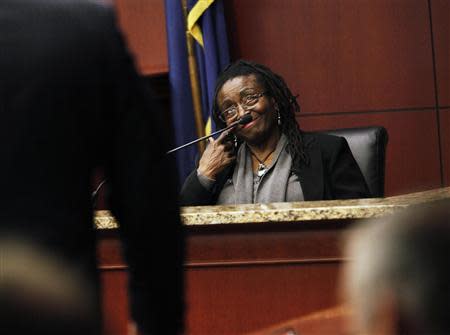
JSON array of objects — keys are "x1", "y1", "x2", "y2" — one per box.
[
  {"x1": 180, "y1": 132, "x2": 370, "y2": 205},
  {"x1": 0, "y1": 1, "x2": 183, "y2": 334}
]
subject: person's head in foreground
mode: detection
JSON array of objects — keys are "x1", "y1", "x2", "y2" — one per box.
[
  {"x1": 0, "y1": 236, "x2": 98, "y2": 335},
  {"x1": 341, "y1": 200, "x2": 450, "y2": 335}
]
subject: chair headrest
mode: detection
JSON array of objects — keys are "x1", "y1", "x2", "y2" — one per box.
[{"x1": 320, "y1": 126, "x2": 388, "y2": 197}]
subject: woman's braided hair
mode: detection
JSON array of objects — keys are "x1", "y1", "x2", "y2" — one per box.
[{"x1": 212, "y1": 59, "x2": 309, "y2": 170}]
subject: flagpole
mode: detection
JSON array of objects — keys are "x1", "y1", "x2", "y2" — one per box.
[{"x1": 181, "y1": 0, "x2": 206, "y2": 154}]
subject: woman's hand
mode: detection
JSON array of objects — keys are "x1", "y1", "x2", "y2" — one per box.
[{"x1": 198, "y1": 130, "x2": 236, "y2": 180}]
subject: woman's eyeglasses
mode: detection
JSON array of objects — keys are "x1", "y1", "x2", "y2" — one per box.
[{"x1": 218, "y1": 92, "x2": 266, "y2": 122}]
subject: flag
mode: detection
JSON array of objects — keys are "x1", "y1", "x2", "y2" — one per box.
[{"x1": 165, "y1": 0, "x2": 230, "y2": 187}]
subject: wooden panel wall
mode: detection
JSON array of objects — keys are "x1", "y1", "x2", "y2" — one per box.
[
  {"x1": 441, "y1": 109, "x2": 450, "y2": 186},
  {"x1": 224, "y1": 0, "x2": 449, "y2": 195},
  {"x1": 98, "y1": 222, "x2": 349, "y2": 335},
  {"x1": 115, "y1": 0, "x2": 168, "y2": 74},
  {"x1": 432, "y1": 0, "x2": 449, "y2": 107},
  {"x1": 431, "y1": 0, "x2": 450, "y2": 187}
]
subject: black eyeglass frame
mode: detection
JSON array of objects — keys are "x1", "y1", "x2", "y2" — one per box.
[{"x1": 217, "y1": 91, "x2": 268, "y2": 123}]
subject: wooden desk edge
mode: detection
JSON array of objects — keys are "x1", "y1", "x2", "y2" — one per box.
[{"x1": 94, "y1": 187, "x2": 450, "y2": 229}]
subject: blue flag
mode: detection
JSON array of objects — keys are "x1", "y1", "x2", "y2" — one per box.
[
  {"x1": 165, "y1": 0, "x2": 230, "y2": 187},
  {"x1": 188, "y1": 0, "x2": 230, "y2": 134}
]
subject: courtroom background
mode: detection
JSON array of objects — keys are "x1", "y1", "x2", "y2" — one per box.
[
  {"x1": 110, "y1": 0, "x2": 449, "y2": 198},
  {"x1": 97, "y1": 1, "x2": 449, "y2": 334}
]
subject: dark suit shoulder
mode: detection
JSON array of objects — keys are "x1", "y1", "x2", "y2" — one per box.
[
  {"x1": 301, "y1": 131, "x2": 347, "y2": 153},
  {"x1": 301, "y1": 131, "x2": 370, "y2": 199}
]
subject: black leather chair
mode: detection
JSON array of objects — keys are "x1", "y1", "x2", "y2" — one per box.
[{"x1": 321, "y1": 126, "x2": 388, "y2": 197}]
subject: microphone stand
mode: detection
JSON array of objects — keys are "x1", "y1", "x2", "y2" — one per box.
[{"x1": 166, "y1": 115, "x2": 252, "y2": 154}]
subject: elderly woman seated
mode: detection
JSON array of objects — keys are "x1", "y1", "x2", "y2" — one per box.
[{"x1": 180, "y1": 60, "x2": 369, "y2": 206}]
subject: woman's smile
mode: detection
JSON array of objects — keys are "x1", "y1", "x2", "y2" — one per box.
[
  {"x1": 243, "y1": 120, "x2": 256, "y2": 129},
  {"x1": 242, "y1": 116, "x2": 259, "y2": 129}
]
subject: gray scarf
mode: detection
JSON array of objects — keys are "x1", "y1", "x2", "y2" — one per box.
[{"x1": 217, "y1": 134, "x2": 304, "y2": 204}]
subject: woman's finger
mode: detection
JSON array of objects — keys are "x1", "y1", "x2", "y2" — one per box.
[{"x1": 216, "y1": 129, "x2": 231, "y2": 144}]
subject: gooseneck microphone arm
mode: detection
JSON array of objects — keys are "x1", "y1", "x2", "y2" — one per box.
[{"x1": 166, "y1": 114, "x2": 253, "y2": 154}]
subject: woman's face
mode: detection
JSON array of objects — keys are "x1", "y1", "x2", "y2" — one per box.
[{"x1": 217, "y1": 74, "x2": 278, "y2": 145}]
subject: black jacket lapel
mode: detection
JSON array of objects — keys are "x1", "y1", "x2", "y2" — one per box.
[{"x1": 298, "y1": 135, "x2": 324, "y2": 201}]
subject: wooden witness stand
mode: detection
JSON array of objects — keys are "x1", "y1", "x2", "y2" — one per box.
[{"x1": 96, "y1": 188, "x2": 450, "y2": 335}]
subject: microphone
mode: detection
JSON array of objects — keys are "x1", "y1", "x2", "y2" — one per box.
[
  {"x1": 92, "y1": 179, "x2": 107, "y2": 209},
  {"x1": 167, "y1": 114, "x2": 253, "y2": 154}
]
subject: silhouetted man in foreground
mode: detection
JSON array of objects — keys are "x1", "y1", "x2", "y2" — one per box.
[{"x1": 0, "y1": 1, "x2": 184, "y2": 334}]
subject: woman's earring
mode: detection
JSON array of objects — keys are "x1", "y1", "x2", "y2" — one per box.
[
  {"x1": 277, "y1": 111, "x2": 281, "y2": 126},
  {"x1": 234, "y1": 135, "x2": 238, "y2": 148}
]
